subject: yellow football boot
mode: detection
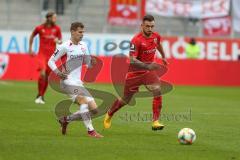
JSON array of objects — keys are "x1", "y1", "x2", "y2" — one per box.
[
  {"x1": 152, "y1": 120, "x2": 164, "y2": 131},
  {"x1": 103, "y1": 113, "x2": 112, "y2": 129}
]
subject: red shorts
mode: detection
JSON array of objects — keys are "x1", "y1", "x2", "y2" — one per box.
[
  {"x1": 37, "y1": 54, "x2": 51, "y2": 74},
  {"x1": 124, "y1": 71, "x2": 160, "y2": 96}
]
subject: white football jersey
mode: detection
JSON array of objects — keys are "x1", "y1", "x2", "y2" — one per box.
[{"x1": 48, "y1": 40, "x2": 91, "y2": 84}]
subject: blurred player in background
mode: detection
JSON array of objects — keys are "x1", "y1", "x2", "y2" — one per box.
[
  {"x1": 48, "y1": 22, "x2": 103, "y2": 138},
  {"x1": 185, "y1": 37, "x2": 200, "y2": 59},
  {"x1": 29, "y1": 11, "x2": 62, "y2": 104},
  {"x1": 104, "y1": 15, "x2": 168, "y2": 131}
]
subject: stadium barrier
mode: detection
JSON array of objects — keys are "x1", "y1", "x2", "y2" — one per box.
[
  {"x1": 0, "y1": 31, "x2": 240, "y2": 86},
  {"x1": 0, "y1": 54, "x2": 240, "y2": 86}
]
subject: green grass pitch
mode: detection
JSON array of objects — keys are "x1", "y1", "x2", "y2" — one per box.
[{"x1": 0, "y1": 81, "x2": 239, "y2": 160}]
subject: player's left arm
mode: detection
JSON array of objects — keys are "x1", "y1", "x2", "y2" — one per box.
[{"x1": 157, "y1": 42, "x2": 168, "y2": 66}]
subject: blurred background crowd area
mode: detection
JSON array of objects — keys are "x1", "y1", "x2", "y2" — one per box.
[{"x1": 0, "y1": 0, "x2": 240, "y2": 38}]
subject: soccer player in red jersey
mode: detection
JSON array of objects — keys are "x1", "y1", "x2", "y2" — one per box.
[
  {"x1": 104, "y1": 15, "x2": 168, "y2": 130},
  {"x1": 29, "y1": 11, "x2": 62, "y2": 104}
]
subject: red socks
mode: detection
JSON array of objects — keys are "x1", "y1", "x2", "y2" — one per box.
[
  {"x1": 38, "y1": 75, "x2": 48, "y2": 97},
  {"x1": 108, "y1": 99, "x2": 125, "y2": 116},
  {"x1": 152, "y1": 96, "x2": 162, "y2": 121},
  {"x1": 107, "y1": 96, "x2": 162, "y2": 120}
]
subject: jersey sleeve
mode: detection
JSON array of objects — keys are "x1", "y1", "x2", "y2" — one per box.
[
  {"x1": 32, "y1": 26, "x2": 40, "y2": 36},
  {"x1": 129, "y1": 37, "x2": 140, "y2": 58},
  {"x1": 48, "y1": 44, "x2": 67, "y2": 72}
]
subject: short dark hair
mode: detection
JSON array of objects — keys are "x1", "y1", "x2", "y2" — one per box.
[
  {"x1": 45, "y1": 11, "x2": 56, "y2": 19},
  {"x1": 143, "y1": 15, "x2": 155, "y2": 22},
  {"x1": 70, "y1": 22, "x2": 84, "y2": 31}
]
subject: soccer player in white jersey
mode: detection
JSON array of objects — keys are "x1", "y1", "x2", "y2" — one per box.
[{"x1": 48, "y1": 22, "x2": 103, "y2": 138}]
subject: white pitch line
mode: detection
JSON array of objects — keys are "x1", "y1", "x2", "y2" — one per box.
[
  {"x1": 24, "y1": 109, "x2": 52, "y2": 112},
  {"x1": 0, "y1": 81, "x2": 12, "y2": 85}
]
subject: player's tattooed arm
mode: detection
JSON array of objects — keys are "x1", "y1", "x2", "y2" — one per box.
[
  {"x1": 130, "y1": 56, "x2": 160, "y2": 71},
  {"x1": 129, "y1": 40, "x2": 159, "y2": 70},
  {"x1": 157, "y1": 43, "x2": 168, "y2": 66}
]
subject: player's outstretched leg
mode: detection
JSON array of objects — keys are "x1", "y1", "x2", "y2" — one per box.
[
  {"x1": 104, "y1": 98, "x2": 126, "y2": 129},
  {"x1": 104, "y1": 95, "x2": 132, "y2": 129}
]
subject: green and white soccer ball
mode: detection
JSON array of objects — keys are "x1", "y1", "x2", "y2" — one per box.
[{"x1": 178, "y1": 128, "x2": 196, "y2": 145}]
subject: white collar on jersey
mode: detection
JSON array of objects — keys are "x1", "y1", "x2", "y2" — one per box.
[{"x1": 69, "y1": 39, "x2": 83, "y2": 45}]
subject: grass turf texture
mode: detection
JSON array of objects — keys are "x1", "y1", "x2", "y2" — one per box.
[{"x1": 0, "y1": 81, "x2": 239, "y2": 160}]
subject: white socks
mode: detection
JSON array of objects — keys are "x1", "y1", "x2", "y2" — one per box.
[
  {"x1": 66, "y1": 104, "x2": 94, "y2": 132},
  {"x1": 79, "y1": 104, "x2": 94, "y2": 131}
]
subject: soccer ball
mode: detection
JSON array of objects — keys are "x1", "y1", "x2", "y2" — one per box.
[{"x1": 178, "y1": 128, "x2": 196, "y2": 145}]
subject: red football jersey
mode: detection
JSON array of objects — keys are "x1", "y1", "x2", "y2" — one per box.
[
  {"x1": 129, "y1": 32, "x2": 161, "y2": 63},
  {"x1": 33, "y1": 24, "x2": 62, "y2": 57},
  {"x1": 127, "y1": 32, "x2": 161, "y2": 78}
]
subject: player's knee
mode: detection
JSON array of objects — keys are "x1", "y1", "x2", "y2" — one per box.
[
  {"x1": 75, "y1": 96, "x2": 88, "y2": 105},
  {"x1": 147, "y1": 84, "x2": 160, "y2": 91},
  {"x1": 40, "y1": 70, "x2": 46, "y2": 77},
  {"x1": 88, "y1": 99, "x2": 97, "y2": 108},
  {"x1": 90, "y1": 108, "x2": 98, "y2": 115},
  {"x1": 152, "y1": 90, "x2": 161, "y2": 97}
]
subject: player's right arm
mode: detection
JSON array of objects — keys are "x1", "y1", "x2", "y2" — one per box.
[
  {"x1": 29, "y1": 26, "x2": 39, "y2": 56},
  {"x1": 129, "y1": 38, "x2": 159, "y2": 71},
  {"x1": 48, "y1": 44, "x2": 68, "y2": 79}
]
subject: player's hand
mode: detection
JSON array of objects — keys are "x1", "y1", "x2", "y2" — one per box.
[
  {"x1": 54, "y1": 38, "x2": 62, "y2": 44},
  {"x1": 162, "y1": 58, "x2": 169, "y2": 66},
  {"x1": 147, "y1": 63, "x2": 160, "y2": 70},
  {"x1": 57, "y1": 71, "x2": 68, "y2": 80}
]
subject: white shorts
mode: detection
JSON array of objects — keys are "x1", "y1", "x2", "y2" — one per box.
[{"x1": 60, "y1": 79, "x2": 94, "y2": 103}]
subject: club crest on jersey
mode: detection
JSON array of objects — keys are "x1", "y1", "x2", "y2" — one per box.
[
  {"x1": 0, "y1": 54, "x2": 9, "y2": 78},
  {"x1": 130, "y1": 43, "x2": 136, "y2": 51}
]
